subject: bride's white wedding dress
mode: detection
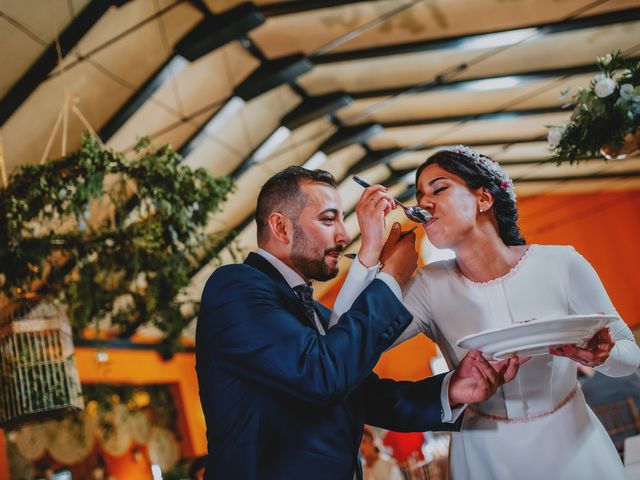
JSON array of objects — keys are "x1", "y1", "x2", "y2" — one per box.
[{"x1": 335, "y1": 245, "x2": 640, "y2": 480}]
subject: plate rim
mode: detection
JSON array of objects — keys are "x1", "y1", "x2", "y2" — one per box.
[
  {"x1": 490, "y1": 341, "x2": 576, "y2": 360},
  {"x1": 456, "y1": 313, "x2": 617, "y2": 350}
]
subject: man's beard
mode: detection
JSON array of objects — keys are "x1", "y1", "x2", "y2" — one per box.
[{"x1": 291, "y1": 224, "x2": 342, "y2": 281}]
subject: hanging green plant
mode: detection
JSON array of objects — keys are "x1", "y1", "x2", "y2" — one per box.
[
  {"x1": 547, "y1": 51, "x2": 640, "y2": 164},
  {"x1": 0, "y1": 134, "x2": 234, "y2": 349}
]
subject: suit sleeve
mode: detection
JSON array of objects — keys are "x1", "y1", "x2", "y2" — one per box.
[
  {"x1": 197, "y1": 267, "x2": 413, "y2": 407},
  {"x1": 361, "y1": 372, "x2": 461, "y2": 432}
]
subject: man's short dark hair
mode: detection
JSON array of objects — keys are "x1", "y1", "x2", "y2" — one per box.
[{"x1": 255, "y1": 166, "x2": 336, "y2": 244}]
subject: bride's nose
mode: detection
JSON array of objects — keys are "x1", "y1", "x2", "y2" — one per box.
[{"x1": 419, "y1": 200, "x2": 434, "y2": 212}]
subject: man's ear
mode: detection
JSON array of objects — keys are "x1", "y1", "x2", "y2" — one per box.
[{"x1": 268, "y1": 212, "x2": 292, "y2": 244}]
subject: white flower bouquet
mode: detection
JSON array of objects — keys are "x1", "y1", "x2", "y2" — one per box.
[{"x1": 548, "y1": 52, "x2": 640, "y2": 163}]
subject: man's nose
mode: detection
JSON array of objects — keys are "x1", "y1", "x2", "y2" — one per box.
[{"x1": 336, "y1": 220, "x2": 350, "y2": 245}]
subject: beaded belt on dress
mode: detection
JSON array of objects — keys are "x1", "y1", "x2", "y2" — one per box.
[{"x1": 467, "y1": 383, "x2": 579, "y2": 424}]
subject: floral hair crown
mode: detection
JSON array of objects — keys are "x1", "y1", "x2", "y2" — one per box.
[{"x1": 441, "y1": 145, "x2": 516, "y2": 202}]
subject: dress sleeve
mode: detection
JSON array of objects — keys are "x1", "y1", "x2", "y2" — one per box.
[
  {"x1": 332, "y1": 260, "x2": 437, "y2": 347},
  {"x1": 391, "y1": 269, "x2": 436, "y2": 347},
  {"x1": 566, "y1": 247, "x2": 640, "y2": 376}
]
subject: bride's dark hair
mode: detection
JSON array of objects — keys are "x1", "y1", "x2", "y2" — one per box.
[{"x1": 416, "y1": 149, "x2": 525, "y2": 246}]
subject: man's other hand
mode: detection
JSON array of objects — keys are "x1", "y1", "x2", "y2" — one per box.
[{"x1": 448, "y1": 350, "x2": 525, "y2": 406}]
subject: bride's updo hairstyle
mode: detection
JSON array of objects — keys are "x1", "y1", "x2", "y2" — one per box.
[{"x1": 416, "y1": 145, "x2": 525, "y2": 246}]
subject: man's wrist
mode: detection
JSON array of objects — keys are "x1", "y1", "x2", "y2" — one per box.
[
  {"x1": 358, "y1": 246, "x2": 382, "y2": 268},
  {"x1": 447, "y1": 373, "x2": 463, "y2": 408},
  {"x1": 441, "y1": 371, "x2": 466, "y2": 423}
]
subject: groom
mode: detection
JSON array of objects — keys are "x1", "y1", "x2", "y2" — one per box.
[{"x1": 196, "y1": 166, "x2": 520, "y2": 479}]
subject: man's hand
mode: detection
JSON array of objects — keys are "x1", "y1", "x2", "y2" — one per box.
[
  {"x1": 448, "y1": 350, "x2": 523, "y2": 406},
  {"x1": 549, "y1": 327, "x2": 614, "y2": 367},
  {"x1": 355, "y1": 185, "x2": 396, "y2": 267},
  {"x1": 379, "y1": 223, "x2": 418, "y2": 287}
]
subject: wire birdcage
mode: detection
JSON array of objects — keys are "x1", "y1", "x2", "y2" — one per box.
[{"x1": 0, "y1": 297, "x2": 83, "y2": 428}]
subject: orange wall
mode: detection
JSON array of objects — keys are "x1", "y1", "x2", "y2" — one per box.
[
  {"x1": 74, "y1": 347, "x2": 207, "y2": 458},
  {"x1": 518, "y1": 190, "x2": 640, "y2": 328}
]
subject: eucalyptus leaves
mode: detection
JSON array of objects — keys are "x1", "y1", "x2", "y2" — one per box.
[
  {"x1": 0, "y1": 135, "x2": 234, "y2": 350},
  {"x1": 548, "y1": 51, "x2": 640, "y2": 163}
]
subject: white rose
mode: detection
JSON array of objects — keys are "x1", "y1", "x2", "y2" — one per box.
[
  {"x1": 547, "y1": 126, "x2": 565, "y2": 148},
  {"x1": 594, "y1": 77, "x2": 616, "y2": 98},
  {"x1": 620, "y1": 83, "x2": 635, "y2": 100},
  {"x1": 593, "y1": 73, "x2": 606, "y2": 83}
]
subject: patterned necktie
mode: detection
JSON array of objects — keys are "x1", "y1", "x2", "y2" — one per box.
[{"x1": 293, "y1": 284, "x2": 328, "y2": 331}]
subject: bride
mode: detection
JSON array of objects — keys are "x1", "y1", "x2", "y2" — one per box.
[{"x1": 335, "y1": 145, "x2": 640, "y2": 480}]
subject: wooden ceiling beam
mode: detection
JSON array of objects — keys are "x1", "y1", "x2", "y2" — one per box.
[
  {"x1": 346, "y1": 64, "x2": 602, "y2": 100},
  {"x1": 348, "y1": 137, "x2": 548, "y2": 175},
  {"x1": 0, "y1": 0, "x2": 127, "y2": 126},
  {"x1": 379, "y1": 106, "x2": 562, "y2": 129},
  {"x1": 257, "y1": 0, "x2": 376, "y2": 18},
  {"x1": 514, "y1": 171, "x2": 640, "y2": 183},
  {"x1": 100, "y1": 3, "x2": 264, "y2": 141},
  {"x1": 313, "y1": 8, "x2": 640, "y2": 65}
]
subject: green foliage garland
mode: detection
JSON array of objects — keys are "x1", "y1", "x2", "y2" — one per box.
[{"x1": 0, "y1": 135, "x2": 234, "y2": 348}]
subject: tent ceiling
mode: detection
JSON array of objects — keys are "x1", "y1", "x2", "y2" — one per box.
[{"x1": 1, "y1": 0, "x2": 639, "y2": 337}]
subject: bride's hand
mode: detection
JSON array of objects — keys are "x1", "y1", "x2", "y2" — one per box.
[{"x1": 549, "y1": 327, "x2": 614, "y2": 367}]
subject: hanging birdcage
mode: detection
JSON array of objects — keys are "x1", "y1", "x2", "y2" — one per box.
[{"x1": 0, "y1": 297, "x2": 83, "y2": 428}]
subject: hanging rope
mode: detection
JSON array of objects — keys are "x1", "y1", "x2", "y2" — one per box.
[
  {"x1": 71, "y1": 99, "x2": 104, "y2": 146},
  {"x1": 39, "y1": 0, "x2": 106, "y2": 165},
  {"x1": 39, "y1": 99, "x2": 67, "y2": 164}
]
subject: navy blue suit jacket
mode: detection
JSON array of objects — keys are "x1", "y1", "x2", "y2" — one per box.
[{"x1": 196, "y1": 253, "x2": 459, "y2": 479}]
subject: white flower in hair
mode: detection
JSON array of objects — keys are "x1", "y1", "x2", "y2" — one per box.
[{"x1": 441, "y1": 145, "x2": 517, "y2": 202}]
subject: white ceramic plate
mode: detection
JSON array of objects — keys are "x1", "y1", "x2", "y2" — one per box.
[{"x1": 456, "y1": 314, "x2": 617, "y2": 360}]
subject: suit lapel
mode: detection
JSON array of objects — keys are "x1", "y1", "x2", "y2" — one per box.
[
  {"x1": 245, "y1": 253, "x2": 361, "y2": 443},
  {"x1": 244, "y1": 252, "x2": 317, "y2": 330}
]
